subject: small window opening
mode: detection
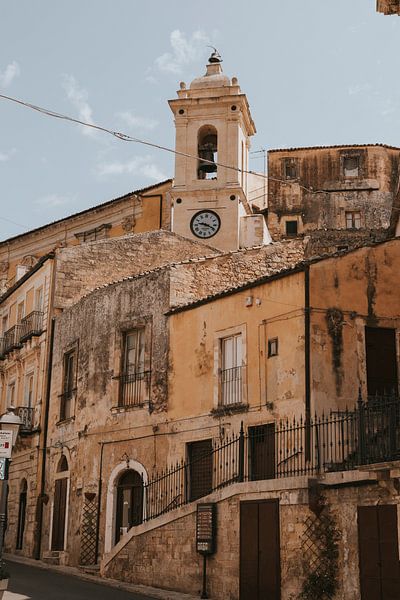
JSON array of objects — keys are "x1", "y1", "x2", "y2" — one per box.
[
  {"x1": 343, "y1": 155, "x2": 360, "y2": 178},
  {"x1": 283, "y1": 158, "x2": 297, "y2": 180},
  {"x1": 268, "y1": 338, "x2": 278, "y2": 358},
  {"x1": 345, "y1": 211, "x2": 361, "y2": 229},
  {"x1": 285, "y1": 220, "x2": 298, "y2": 236},
  {"x1": 198, "y1": 126, "x2": 217, "y2": 180}
]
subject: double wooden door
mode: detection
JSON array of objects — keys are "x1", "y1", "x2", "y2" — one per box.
[
  {"x1": 240, "y1": 500, "x2": 280, "y2": 600},
  {"x1": 358, "y1": 505, "x2": 400, "y2": 599}
]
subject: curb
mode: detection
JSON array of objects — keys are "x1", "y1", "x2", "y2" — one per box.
[{"x1": 4, "y1": 554, "x2": 200, "y2": 600}]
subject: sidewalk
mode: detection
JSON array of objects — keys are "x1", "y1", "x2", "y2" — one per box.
[{"x1": 4, "y1": 553, "x2": 200, "y2": 600}]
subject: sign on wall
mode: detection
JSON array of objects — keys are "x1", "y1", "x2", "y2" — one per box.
[
  {"x1": 196, "y1": 503, "x2": 217, "y2": 555},
  {"x1": 0, "y1": 431, "x2": 13, "y2": 459}
]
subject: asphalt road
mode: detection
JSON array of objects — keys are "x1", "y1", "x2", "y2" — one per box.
[{"x1": 4, "y1": 561, "x2": 157, "y2": 600}]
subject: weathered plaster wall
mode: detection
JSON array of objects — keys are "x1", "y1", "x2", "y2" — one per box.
[{"x1": 309, "y1": 239, "x2": 400, "y2": 411}]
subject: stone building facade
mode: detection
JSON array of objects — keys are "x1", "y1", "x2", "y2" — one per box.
[
  {"x1": 377, "y1": 0, "x2": 400, "y2": 15},
  {"x1": 21, "y1": 237, "x2": 400, "y2": 599},
  {"x1": 267, "y1": 144, "x2": 400, "y2": 247}
]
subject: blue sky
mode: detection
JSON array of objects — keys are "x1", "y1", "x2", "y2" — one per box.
[{"x1": 0, "y1": 0, "x2": 399, "y2": 239}]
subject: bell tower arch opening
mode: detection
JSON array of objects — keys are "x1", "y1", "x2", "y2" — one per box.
[{"x1": 197, "y1": 125, "x2": 218, "y2": 180}]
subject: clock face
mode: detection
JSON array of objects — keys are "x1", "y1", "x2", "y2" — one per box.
[{"x1": 190, "y1": 210, "x2": 221, "y2": 239}]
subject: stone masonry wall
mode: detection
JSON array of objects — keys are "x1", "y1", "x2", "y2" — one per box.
[
  {"x1": 103, "y1": 477, "x2": 400, "y2": 600},
  {"x1": 169, "y1": 239, "x2": 305, "y2": 307},
  {"x1": 54, "y1": 230, "x2": 219, "y2": 309}
]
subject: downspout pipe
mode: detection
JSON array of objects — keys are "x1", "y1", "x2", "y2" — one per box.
[
  {"x1": 304, "y1": 265, "x2": 311, "y2": 459},
  {"x1": 34, "y1": 316, "x2": 55, "y2": 559}
]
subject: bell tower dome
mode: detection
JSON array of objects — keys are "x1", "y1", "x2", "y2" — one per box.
[{"x1": 168, "y1": 51, "x2": 270, "y2": 251}]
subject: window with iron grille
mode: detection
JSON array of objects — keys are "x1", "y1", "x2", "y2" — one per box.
[
  {"x1": 220, "y1": 334, "x2": 243, "y2": 406},
  {"x1": 283, "y1": 158, "x2": 298, "y2": 180},
  {"x1": 119, "y1": 329, "x2": 148, "y2": 407},
  {"x1": 345, "y1": 211, "x2": 361, "y2": 229},
  {"x1": 60, "y1": 349, "x2": 76, "y2": 421}
]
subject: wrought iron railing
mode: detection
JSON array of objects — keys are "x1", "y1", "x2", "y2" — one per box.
[
  {"x1": 219, "y1": 366, "x2": 244, "y2": 406},
  {"x1": 118, "y1": 371, "x2": 151, "y2": 408},
  {"x1": 16, "y1": 406, "x2": 34, "y2": 432},
  {"x1": 141, "y1": 394, "x2": 400, "y2": 524},
  {"x1": 20, "y1": 311, "x2": 44, "y2": 342},
  {"x1": 3, "y1": 324, "x2": 23, "y2": 354}
]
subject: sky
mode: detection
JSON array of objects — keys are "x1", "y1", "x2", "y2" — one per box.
[{"x1": 0, "y1": 0, "x2": 399, "y2": 240}]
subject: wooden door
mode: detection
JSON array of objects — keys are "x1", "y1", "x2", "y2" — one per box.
[
  {"x1": 51, "y1": 477, "x2": 68, "y2": 551},
  {"x1": 240, "y1": 500, "x2": 280, "y2": 600},
  {"x1": 249, "y1": 424, "x2": 275, "y2": 480},
  {"x1": 358, "y1": 505, "x2": 400, "y2": 600},
  {"x1": 187, "y1": 439, "x2": 213, "y2": 502},
  {"x1": 365, "y1": 328, "x2": 398, "y2": 396}
]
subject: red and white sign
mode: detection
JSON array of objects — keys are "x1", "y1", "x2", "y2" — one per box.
[{"x1": 0, "y1": 431, "x2": 13, "y2": 458}]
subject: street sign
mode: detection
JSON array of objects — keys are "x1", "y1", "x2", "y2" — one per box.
[{"x1": 0, "y1": 431, "x2": 13, "y2": 459}]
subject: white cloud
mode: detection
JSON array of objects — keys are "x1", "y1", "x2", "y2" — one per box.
[
  {"x1": 35, "y1": 193, "x2": 76, "y2": 208},
  {"x1": 97, "y1": 155, "x2": 167, "y2": 181},
  {"x1": 155, "y1": 29, "x2": 210, "y2": 74},
  {"x1": 116, "y1": 111, "x2": 158, "y2": 131},
  {"x1": 0, "y1": 148, "x2": 16, "y2": 162},
  {"x1": 62, "y1": 74, "x2": 96, "y2": 137},
  {"x1": 0, "y1": 61, "x2": 20, "y2": 88}
]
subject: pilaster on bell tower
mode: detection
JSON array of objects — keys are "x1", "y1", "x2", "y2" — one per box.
[{"x1": 169, "y1": 50, "x2": 270, "y2": 251}]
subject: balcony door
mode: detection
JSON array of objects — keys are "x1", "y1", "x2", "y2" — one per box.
[{"x1": 221, "y1": 334, "x2": 242, "y2": 405}]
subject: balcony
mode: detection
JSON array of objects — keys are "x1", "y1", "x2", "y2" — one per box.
[
  {"x1": 16, "y1": 406, "x2": 35, "y2": 433},
  {"x1": 20, "y1": 311, "x2": 44, "y2": 342},
  {"x1": 3, "y1": 325, "x2": 23, "y2": 354},
  {"x1": 118, "y1": 371, "x2": 151, "y2": 408},
  {"x1": 220, "y1": 365, "x2": 244, "y2": 407}
]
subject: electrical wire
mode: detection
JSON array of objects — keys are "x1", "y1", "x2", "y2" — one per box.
[{"x1": 0, "y1": 92, "x2": 333, "y2": 196}]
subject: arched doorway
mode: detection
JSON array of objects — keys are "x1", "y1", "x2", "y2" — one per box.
[
  {"x1": 115, "y1": 470, "x2": 143, "y2": 544},
  {"x1": 16, "y1": 479, "x2": 27, "y2": 550},
  {"x1": 51, "y1": 455, "x2": 69, "y2": 551}
]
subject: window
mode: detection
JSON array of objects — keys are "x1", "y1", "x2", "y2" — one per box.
[
  {"x1": 283, "y1": 158, "x2": 297, "y2": 180},
  {"x1": 6, "y1": 381, "x2": 16, "y2": 406},
  {"x1": 17, "y1": 301, "x2": 25, "y2": 323},
  {"x1": 285, "y1": 220, "x2": 298, "y2": 236},
  {"x1": 35, "y1": 287, "x2": 44, "y2": 312},
  {"x1": 1, "y1": 315, "x2": 7, "y2": 336},
  {"x1": 343, "y1": 155, "x2": 360, "y2": 178},
  {"x1": 197, "y1": 125, "x2": 217, "y2": 180},
  {"x1": 119, "y1": 329, "x2": 148, "y2": 407},
  {"x1": 60, "y1": 349, "x2": 76, "y2": 421},
  {"x1": 220, "y1": 334, "x2": 243, "y2": 405},
  {"x1": 24, "y1": 373, "x2": 34, "y2": 407},
  {"x1": 345, "y1": 211, "x2": 361, "y2": 229},
  {"x1": 74, "y1": 223, "x2": 112, "y2": 244},
  {"x1": 268, "y1": 338, "x2": 279, "y2": 358}
]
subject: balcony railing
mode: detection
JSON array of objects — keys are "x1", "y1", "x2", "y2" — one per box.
[
  {"x1": 142, "y1": 394, "x2": 400, "y2": 523},
  {"x1": 20, "y1": 311, "x2": 44, "y2": 342},
  {"x1": 16, "y1": 406, "x2": 34, "y2": 432},
  {"x1": 118, "y1": 371, "x2": 151, "y2": 408},
  {"x1": 220, "y1": 365, "x2": 244, "y2": 406},
  {"x1": 3, "y1": 325, "x2": 23, "y2": 354}
]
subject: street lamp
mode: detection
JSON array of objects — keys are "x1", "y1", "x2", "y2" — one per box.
[{"x1": 0, "y1": 406, "x2": 22, "y2": 559}]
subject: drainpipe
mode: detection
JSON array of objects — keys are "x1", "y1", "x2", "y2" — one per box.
[
  {"x1": 304, "y1": 266, "x2": 311, "y2": 460},
  {"x1": 34, "y1": 316, "x2": 55, "y2": 559},
  {"x1": 95, "y1": 442, "x2": 105, "y2": 564}
]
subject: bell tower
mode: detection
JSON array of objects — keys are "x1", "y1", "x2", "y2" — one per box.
[{"x1": 169, "y1": 51, "x2": 270, "y2": 251}]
